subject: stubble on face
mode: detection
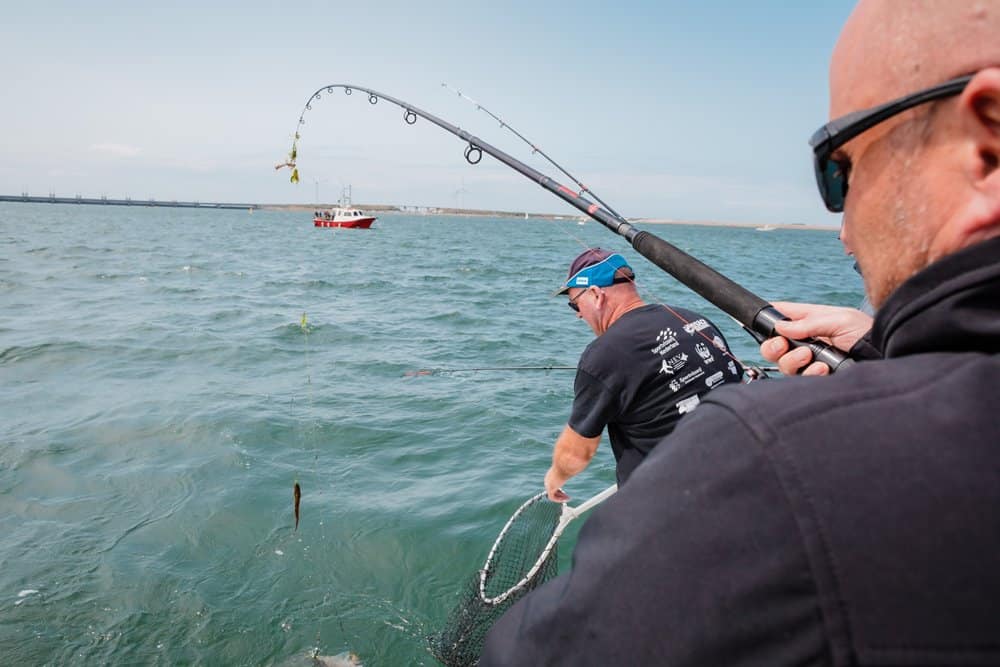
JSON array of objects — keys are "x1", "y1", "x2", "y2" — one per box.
[
  {"x1": 861, "y1": 117, "x2": 938, "y2": 306},
  {"x1": 829, "y1": 0, "x2": 976, "y2": 307}
]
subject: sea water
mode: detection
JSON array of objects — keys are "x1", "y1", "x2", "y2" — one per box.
[{"x1": 0, "y1": 203, "x2": 860, "y2": 665}]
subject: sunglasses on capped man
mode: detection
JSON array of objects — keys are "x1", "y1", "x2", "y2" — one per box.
[{"x1": 567, "y1": 277, "x2": 631, "y2": 312}]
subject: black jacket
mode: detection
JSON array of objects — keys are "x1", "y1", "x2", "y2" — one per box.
[{"x1": 481, "y1": 238, "x2": 1000, "y2": 666}]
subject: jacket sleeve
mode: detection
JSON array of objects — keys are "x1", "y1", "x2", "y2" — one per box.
[
  {"x1": 480, "y1": 393, "x2": 828, "y2": 666},
  {"x1": 848, "y1": 329, "x2": 883, "y2": 361}
]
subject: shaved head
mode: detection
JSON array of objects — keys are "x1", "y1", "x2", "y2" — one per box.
[
  {"x1": 832, "y1": 1, "x2": 1000, "y2": 115},
  {"x1": 828, "y1": 0, "x2": 1000, "y2": 307}
]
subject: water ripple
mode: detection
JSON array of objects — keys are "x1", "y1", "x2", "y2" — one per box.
[{"x1": 0, "y1": 204, "x2": 857, "y2": 664}]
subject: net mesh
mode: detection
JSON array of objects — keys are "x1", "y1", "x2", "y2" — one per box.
[{"x1": 427, "y1": 495, "x2": 563, "y2": 666}]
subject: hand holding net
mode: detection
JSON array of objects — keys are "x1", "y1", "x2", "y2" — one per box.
[{"x1": 428, "y1": 485, "x2": 617, "y2": 666}]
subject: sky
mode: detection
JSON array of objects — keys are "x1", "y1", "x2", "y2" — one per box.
[{"x1": 0, "y1": 1, "x2": 857, "y2": 227}]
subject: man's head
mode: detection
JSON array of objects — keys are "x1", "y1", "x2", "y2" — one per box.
[
  {"x1": 822, "y1": 0, "x2": 1000, "y2": 307},
  {"x1": 556, "y1": 248, "x2": 634, "y2": 296},
  {"x1": 556, "y1": 248, "x2": 639, "y2": 335}
]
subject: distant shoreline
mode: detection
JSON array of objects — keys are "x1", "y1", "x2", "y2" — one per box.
[
  {"x1": 0, "y1": 196, "x2": 836, "y2": 232},
  {"x1": 262, "y1": 204, "x2": 838, "y2": 232}
]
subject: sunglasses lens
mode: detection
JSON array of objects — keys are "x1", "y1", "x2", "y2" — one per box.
[
  {"x1": 817, "y1": 156, "x2": 848, "y2": 212},
  {"x1": 568, "y1": 300, "x2": 579, "y2": 312}
]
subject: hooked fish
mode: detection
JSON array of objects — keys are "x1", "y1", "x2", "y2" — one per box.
[{"x1": 294, "y1": 482, "x2": 301, "y2": 531}]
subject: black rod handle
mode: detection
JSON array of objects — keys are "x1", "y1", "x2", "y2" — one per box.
[
  {"x1": 631, "y1": 231, "x2": 855, "y2": 373},
  {"x1": 753, "y1": 306, "x2": 855, "y2": 372}
]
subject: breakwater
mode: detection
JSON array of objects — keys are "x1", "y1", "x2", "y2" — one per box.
[{"x1": 0, "y1": 194, "x2": 258, "y2": 210}]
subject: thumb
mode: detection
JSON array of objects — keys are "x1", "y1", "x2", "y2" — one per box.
[{"x1": 772, "y1": 316, "x2": 828, "y2": 341}]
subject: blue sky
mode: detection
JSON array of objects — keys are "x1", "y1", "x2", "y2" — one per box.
[{"x1": 0, "y1": 1, "x2": 856, "y2": 226}]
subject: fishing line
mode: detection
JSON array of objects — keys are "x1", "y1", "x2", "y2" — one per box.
[
  {"x1": 281, "y1": 88, "x2": 805, "y2": 662},
  {"x1": 295, "y1": 312, "x2": 315, "y2": 532},
  {"x1": 294, "y1": 311, "x2": 358, "y2": 653},
  {"x1": 279, "y1": 83, "x2": 853, "y2": 373},
  {"x1": 441, "y1": 83, "x2": 623, "y2": 248},
  {"x1": 441, "y1": 83, "x2": 630, "y2": 226},
  {"x1": 437, "y1": 86, "x2": 766, "y2": 379},
  {"x1": 404, "y1": 365, "x2": 576, "y2": 376}
]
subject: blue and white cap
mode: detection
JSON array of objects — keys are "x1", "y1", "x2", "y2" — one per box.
[{"x1": 554, "y1": 248, "x2": 633, "y2": 295}]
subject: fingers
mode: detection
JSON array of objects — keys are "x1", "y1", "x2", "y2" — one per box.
[
  {"x1": 768, "y1": 301, "x2": 824, "y2": 319},
  {"x1": 768, "y1": 301, "x2": 873, "y2": 352},
  {"x1": 778, "y1": 345, "x2": 828, "y2": 376},
  {"x1": 762, "y1": 336, "x2": 831, "y2": 376},
  {"x1": 760, "y1": 336, "x2": 790, "y2": 362},
  {"x1": 768, "y1": 301, "x2": 833, "y2": 342},
  {"x1": 771, "y1": 311, "x2": 837, "y2": 343},
  {"x1": 762, "y1": 301, "x2": 872, "y2": 376},
  {"x1": 802, "y1": 361, "x2": 831, "y2": 377},
  {"x1": 548, "y1": 488, "x2": 570, "y2": 502},
  {"x1": 544, "y1": 468, "x2": 570, "y2": 503}
]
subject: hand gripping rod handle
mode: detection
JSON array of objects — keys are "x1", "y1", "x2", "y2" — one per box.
[{"x1": 751, "y1": 306, "x2": 855, "y2": 372}]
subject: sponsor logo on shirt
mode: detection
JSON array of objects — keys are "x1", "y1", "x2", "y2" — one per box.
[
  {"x1": 650, "y1": 328, "x2": 679, "y2": 356},
  {"x1": 695, "y1": 342, "x2": 715, "y2": 364},
  {"x1": 676, "y1": 394, "x2": 701, "y2": 414},
  {"x1": 728, "y1": 360, "x2": 739, "y2": 376},
  {"x1": 673, "y1": 366, "x2": 705, "y2": 389},
  {"x1": 712, "y1": 335, "x2": 727, "y2": 351},
  {"x1": 705, "y1": 371, "x2": 725, "y2": 388},
  {"x1": 658, "y1": 352, "x2": 689, "y2": 376},
  {"x1": 683, "y1": 318, "x2": 711, "y2": 335}
]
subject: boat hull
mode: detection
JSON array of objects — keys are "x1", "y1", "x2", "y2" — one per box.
[{"x1": 313, "y1": 217, "x2": 376, "y2": 229}]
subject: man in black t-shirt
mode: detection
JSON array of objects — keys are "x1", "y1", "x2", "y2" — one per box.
[{"x1": 544, "y1": 248, "x2": 742, "y2": 500}]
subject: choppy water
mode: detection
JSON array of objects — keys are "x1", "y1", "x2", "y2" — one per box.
[{"x1": 0, "y1": 202, "x2": 859, "y2": 665}]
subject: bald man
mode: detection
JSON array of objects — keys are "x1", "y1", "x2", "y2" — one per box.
[{"x1": 481, "y1": 2, "x2": 1000, "y2": 665}]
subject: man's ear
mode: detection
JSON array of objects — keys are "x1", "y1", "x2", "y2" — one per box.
[
  {"x1": 960, "y1": 68, "x2": 1000, "y2": 182},
  {"x1": 952, "y1": 67, "x2": 1000, "y2": 243}
]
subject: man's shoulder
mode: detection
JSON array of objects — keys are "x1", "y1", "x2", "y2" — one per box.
[
  {"x1": 664, "y1": 352, "x2": 1000, "y2": 664},
  {"x1": 709, "y1": 350, "x2": 987, "y2": 412},
  {"x1": 694, "y1": 354, "x2": 953, "y2": 434},
  {"x1": 671, "y1": 350, "x2": 1000, "y2": 492},
  {"x1": 598, "y1": 304, "x2": 722, "y2": 348}
]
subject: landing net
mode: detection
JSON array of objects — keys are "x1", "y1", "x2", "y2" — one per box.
[{"x1": 427, "y1": 492, "x2": 562, "y2": 667}]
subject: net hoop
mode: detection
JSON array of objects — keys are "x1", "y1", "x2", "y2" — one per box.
[{"x1": 478, "y1": 485, "x2": 617, "y2": 606}]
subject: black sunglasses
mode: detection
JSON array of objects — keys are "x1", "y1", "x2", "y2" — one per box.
[
  {"x1": 566, "y1": 276, "x2": 631, "y2": 312},
  {"x1": 567, "y1": 288, "x2": 591, "y2": 312},
  {"x1": 809, "y1": 74, "x2": 973, "y2": 212}
]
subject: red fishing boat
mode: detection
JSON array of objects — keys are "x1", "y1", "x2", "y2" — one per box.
[
  {"x1": 313, "y1": 207, "x2": 377, "y2": 228},
  {"x1": 313, "y1": 185, "x2": 377, "y2": 228}
]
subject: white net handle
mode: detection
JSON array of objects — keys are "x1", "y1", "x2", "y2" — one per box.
[{"x1": 479, "y1": 484, "x2": 618, "y2": 606}]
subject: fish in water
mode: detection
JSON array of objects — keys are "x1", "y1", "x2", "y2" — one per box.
[
  {"x1": 277, "y1": 649, "x2": 363, "y2": 667},
  {"x1": 294, "y1": 482, "x2": 301, "y2": 531}
]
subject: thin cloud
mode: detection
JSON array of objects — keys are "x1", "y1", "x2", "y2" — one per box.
[{"x1": 90, "y1": 143, "x2": 141, "y2": 157}]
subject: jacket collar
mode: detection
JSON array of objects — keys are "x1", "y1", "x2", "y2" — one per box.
[{"x1": 867, "y1": 236, "x2": 1000, "y2": 358}]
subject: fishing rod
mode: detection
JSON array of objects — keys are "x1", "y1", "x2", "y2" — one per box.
[
  {"x1": 279, "y1": 84, "x2": 854, "y2": 373},
  {"x1": 440, "y1": 83, "x2": 630, "y2": 226},
  {"x1": 439, "y1": 85, "x2": 779, "y2": 381}
]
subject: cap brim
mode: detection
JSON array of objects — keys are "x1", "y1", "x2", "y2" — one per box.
[{"x1": 553, "y1": 285, "x2": 571, "y2": 297}]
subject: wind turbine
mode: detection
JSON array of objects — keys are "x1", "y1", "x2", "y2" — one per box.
[
  {"x1": 313, "y1": 178, "x2": 328, "y2": 206},
  {"x1": 453, "y1": 177, "x2": 470, "y2": 211}
]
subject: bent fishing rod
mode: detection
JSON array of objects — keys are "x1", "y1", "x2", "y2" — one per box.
[{"x1": 280, "y1": 84, "x2": 854, "y2": 372}]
